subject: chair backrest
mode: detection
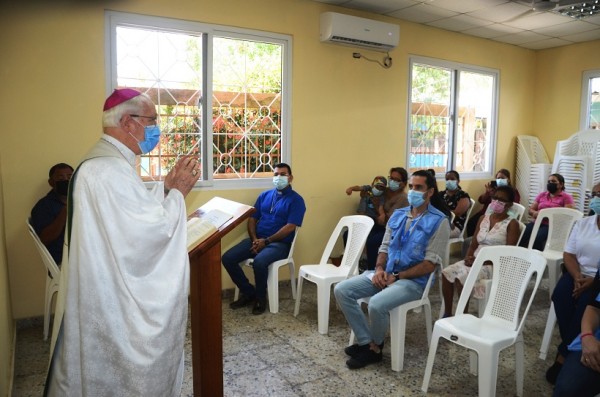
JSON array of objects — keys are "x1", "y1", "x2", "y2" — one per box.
[
  {"x1": 26, "y1": 219, "x2": 61, "y2": 280},
  {"x1": 454, "y1": 198, "x2": 475, "y2": 240},
  {"x1": 528, "y1": 207, "x2": 583, "y2": 252},
  {"x1": 516, "y1": 221, "x2": 526, "y2": 246},
  {"x1": 509, "y1": 202, "x2": 526, "y2": 222},
  {"x1": 285, "y1": 227, "x2": 300, "y2": 261},
  {"x1": 456, "y1": 246, "x2": 546, "y2": 333},
  {"x1": 318, "y1": 215, "x2": 374, "y2": 274}
]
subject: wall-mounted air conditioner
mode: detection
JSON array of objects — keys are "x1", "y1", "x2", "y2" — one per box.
[{"x1": 320, "y1": 12, "x2": 399, "y2": 52}]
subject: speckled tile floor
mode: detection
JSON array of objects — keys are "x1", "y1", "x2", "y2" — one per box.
[{"x1": 13, "y1": 280, "x2": 557, "y2": 396}]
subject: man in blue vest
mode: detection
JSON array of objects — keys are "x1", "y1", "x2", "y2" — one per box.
[{"x1": 334, "y1": 169, "x2": 450, "y2": 369}]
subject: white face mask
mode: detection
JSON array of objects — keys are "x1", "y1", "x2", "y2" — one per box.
[{"x1": 273, "y1": 175, "x2": 289, "y2": 190}]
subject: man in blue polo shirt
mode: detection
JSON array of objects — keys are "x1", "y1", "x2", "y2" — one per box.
[
  {"x1": 30, "y1": 163, "x2": 74, "y2": 265},
  {"x1": 223, "y1": 163, "x2": 306, "y2": 315}
]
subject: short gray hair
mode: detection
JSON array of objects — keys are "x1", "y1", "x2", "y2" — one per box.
[{"x1": 102, "y1": 93, "x2": 153, "y2": 127}]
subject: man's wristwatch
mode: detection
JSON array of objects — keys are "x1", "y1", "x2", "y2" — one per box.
[
  {"x1": 391, "y1": 272, "x2": 401, "y2": 280},
  {"x1": 265, "y1": 238, "x2": 271, "y2": 245}
]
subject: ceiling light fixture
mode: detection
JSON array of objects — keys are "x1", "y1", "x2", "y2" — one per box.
[{"x1": 556, "y1": 0, "x2": 600, "y2": 19}]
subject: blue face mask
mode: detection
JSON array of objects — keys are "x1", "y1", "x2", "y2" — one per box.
[
  {"x1": 445, "y1": 180, "x2": 458, "y2": 191},
  {"x1": 131, "y1": 120, "x2": 161, "y2": 154},
  {"x1": 273, "y1": 175, "x2": 289, "y2": 190},
  {"x1": 590, "y1": 197, "x2": 600, "y2": 215},
  {"x1": 408, "y1": 189, "x2": 426, "y2": 208},
  {"x1": 496, "y1": 178, "x2": 509, "y2": 187},
  {"x1": 372, "y1": 187, "x2": 384, "y2": 196},
  {"x1": 388, "y1": 180, "x2": 401, "y2": 192}
]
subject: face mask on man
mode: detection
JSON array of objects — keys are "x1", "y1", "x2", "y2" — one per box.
[
  {"x1": 547, "y1": 182, "x2": 559, "y2": 194},
  {"x1": 590, "y1": 197, "x2": 600, "y2": 214},
  {"x1": 55, "y1": 180, "x2": 70, "y2": 196},
  {"x1": 496, "y1": 178, "x2": 509, "y2": 187},
  {"x1": 445, "y1": 180, "x2": 458, "y2": 191},
  {"x1": 273, "y1": 175, "x2": 289, "y2": 190},
  {"x1": 130, "y1": 120, "x2": 161, "y2": 154},
  {"x1": 489, "y1": 199, "x2": 506, "y2": 214},
  {"x1": 408, "y1": 189, "x2": 426, "y2": 208},
  {"x1": 388, "y1": 180, "x2": 401, "y2": 192}
]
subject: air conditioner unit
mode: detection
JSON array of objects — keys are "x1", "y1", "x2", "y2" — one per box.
[{"x1": 320, "y1": 12, "x2": 399, "y2": 52}]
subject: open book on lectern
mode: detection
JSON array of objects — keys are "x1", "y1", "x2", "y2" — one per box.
[{"x1": 186, "y1": 208, "x2": 233, "y2": 252}]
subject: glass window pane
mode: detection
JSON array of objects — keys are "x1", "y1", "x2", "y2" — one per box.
[
  {"x1": 408, "y1": 63, "x2": 451, "y2": 175},
  {"x1": 588, "y1": 76, "x2": 600, "y2": 129},
  {"x1": 455, "y1": 71, "x2": 494, "y2": 173}
]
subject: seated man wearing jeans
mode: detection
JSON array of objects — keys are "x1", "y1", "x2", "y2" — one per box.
[
  {"x1": 223, "y1": 163, "x2": 306, "y2": 315},
  {"x1": 334, "y1": 169, "x2": 450, "y2": 369}
]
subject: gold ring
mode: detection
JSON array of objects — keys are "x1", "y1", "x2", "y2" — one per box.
[{"x1": 192, "y1": 170, "x2": 198, "y2": 176}]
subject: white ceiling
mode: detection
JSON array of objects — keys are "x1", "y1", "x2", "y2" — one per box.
[{"x1": 312, "y1": 0, "x2": 600, "y2": 50}]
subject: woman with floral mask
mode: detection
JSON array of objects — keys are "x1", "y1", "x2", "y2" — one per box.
[
  {"x1": 519, "y1": 173, "x2": 574, "y2": 251},
  {"x1": 439, "y1": 170, "x2": 471, "y2": 238},
  {"x1": 544, "y1": 182, "x2": 600, "y2": 385},
  {"x1": 440, "y1": 185, "x2": 520, "y2": 317},
  {"x1": 466, "y1": 168, "x2": 521, "y2": 237}
]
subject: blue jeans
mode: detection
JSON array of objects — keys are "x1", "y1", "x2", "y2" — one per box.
[
  {"x1": 334, "y1": 272, "x2": 424, "y2": 346},
  {"x1": 222, "y1": 238, "x2": 290, "y2": 300},
  {"x1": 553, "y1": 349, "x2": 600, "y2": 397},
  {"x1": 552, "y1": 272, "x2": 596, "y2": 357},
  {"x1": 518, "y1": 222, "x2": 548, "y2": 251}
]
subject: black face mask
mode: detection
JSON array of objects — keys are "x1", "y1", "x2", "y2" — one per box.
[
  {"x1": 55, "y1": 180, "x2": 70, "y2": 196},
  {"x1": 547, "y1": 182, "x2": 558, "y2": 194}
]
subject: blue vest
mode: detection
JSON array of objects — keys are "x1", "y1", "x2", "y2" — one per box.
[{"x1": 385, "y1": 204, "x2": 447, "y2": 288}]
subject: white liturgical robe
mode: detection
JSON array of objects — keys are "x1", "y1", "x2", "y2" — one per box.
[{"x1": 45, "y1": 135, "x2": 190, "y2": 396}]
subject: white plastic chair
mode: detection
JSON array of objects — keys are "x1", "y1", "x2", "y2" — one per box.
[
  {"x1": 294, "y1": 215, "x2": 374, "y2": 335},
  {"x1": 510, "y1": 202, "x2": 526, "y2": 222},
  {"x1": 527, "y1": 207, "x2": 582, "y2": 298},
  {"x1": 233, "y1": 228, "x2": 300, "y2": 314},
  {"x1": 26, "y1": 219, "x2": 61, "y2": 341},
  {"x1": 347, "y1": 267, "x2": 437, "y2": 371},
  {"x1": 422, "y1": 246, "x2": 547, "y2": 397},
  {"x1": 445, "y1": 198, "x2": 475, "y2": 269}
]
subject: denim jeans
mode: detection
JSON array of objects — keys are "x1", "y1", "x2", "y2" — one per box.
[
  {"x1": 553, "y1": 349, "x2": 600, "y2": 397},
  {"x1": 222, "y1": 238, "x2": 290, "y2": 300},
  {"x1": 334, "y1": 272, "x2": 424, "y2": 346}
]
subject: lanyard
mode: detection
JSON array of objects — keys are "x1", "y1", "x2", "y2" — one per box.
[{"x1": 399, "y1": 212, "x2": 424, "y2": 243}]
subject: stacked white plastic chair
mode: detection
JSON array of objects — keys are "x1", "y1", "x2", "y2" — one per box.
[
  {"x1": 515, "y1": 135, "x2": 552, "y2": 223},
  {"x1": 552, "y1": 129, "x2": 600, "y2": 214}
]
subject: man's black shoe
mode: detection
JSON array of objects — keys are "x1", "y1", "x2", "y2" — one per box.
[
  {"x1": 252, "y1": 299, "x2": 267, "y2": 315},
  {"x1": 344, "y1": 344, "x2": 361, "y2": 357},
  {"x1": 230, "y1": 294, "x2": 255, "y2": 310},
  {"x1": 346, "y1": 344, "x2": 382, "y2": 369}
]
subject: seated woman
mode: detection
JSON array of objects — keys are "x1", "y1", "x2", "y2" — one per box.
[
  {"x1": 519, "y1": 173, "x2": 574, "y2": 251},
  {"x1": 545, "y1": 183, "x2": 600, "y2": 385},
  {"x1": 439, "y1": 170, "x2": 471, "y2": 238},
  {"x1": 441, "y1": 185, "x2": 520, "y2": 317},
  {"x1": 466, "y1": 168, "x2": 521, "y2": 237},
  {"x1": 553, "y1": 270, "x2": 600, "y2": 397}
]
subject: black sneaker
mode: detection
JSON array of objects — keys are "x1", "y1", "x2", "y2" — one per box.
[
  {"x1": 346, "y1": 345, "x2": 383, "y2": 369},
  {"x1": 345, "y1": 342, "x2": 383, "y2": 358},
  {"x1": 545, "y1": 360, "x2": 563, "y2": 385},
  {"x1": 230, "y1": 294, "x2": 255, "y2": 310},
  {"x1": 252, "y1": 299, "x2": 267, "y2": 315}
]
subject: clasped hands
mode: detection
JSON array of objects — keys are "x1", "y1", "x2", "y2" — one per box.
[
  {"x1": 164, "y1": 155, "x2": 200, "y2": 197},
  {"x1": 372, "y1": 268, "x2": 396, "y2": 289},
  {"x1": 250, "y1": 238, "x2": 268, "y2": 254}
]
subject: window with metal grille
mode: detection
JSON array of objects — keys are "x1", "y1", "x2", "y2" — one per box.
[
  {"x1": 581, "y1": 70, "x2": 600, "y2": 130},
  {"x1": 407, "y1": 57, "x2": 498, "y2": 178},
  {"x1": 106, "y1": 11, "x2": 291, "y2": 189}
]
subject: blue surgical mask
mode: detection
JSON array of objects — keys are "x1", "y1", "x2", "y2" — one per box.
[
  {"x1": 131, "y1": 121, "x2": 161, "y2": 154},
  {"x1": 590, "y1": 197, "x2": 600, "y2": 215},
  {"x1": 372, "y1": 187, "x2": 384, "y2": 196},
  {"x1": 388, "y1": 180, "x2": 401, "y2": 192},
  {"x1": 408, "y1": 189, "x2": 426, "y2": 208},
  {"x1": 445, "y1": 180, "x2": 458, "y2": 191},
  {"x1": 496, "y1": 178, "x2": 509, "y2": 187},
  {"x1": 273, "y1": 175, "x2": 289, "y2": 190}
]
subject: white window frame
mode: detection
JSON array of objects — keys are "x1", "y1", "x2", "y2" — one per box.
[
  {"x1": 580, "y1": 69, "x2": 600, "y2": 131},
  {"x1": 407, "y1": 56, "x2": 499, "y2": 180},
  {"x1": 105, "y1": 11, "x2": 292, "y2": 190}
]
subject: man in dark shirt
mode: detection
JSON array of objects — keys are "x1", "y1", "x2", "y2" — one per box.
[{"x1": 30, "y1": 163, "x2": 74, "y2": 265}]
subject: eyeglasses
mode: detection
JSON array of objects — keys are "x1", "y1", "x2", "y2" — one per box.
[
  {"x1": 130, "y1": 114, "x2": 158, "y2": 123},
  {"x1": 587, "y1": 191, "x2": 600, "y2": 198}
]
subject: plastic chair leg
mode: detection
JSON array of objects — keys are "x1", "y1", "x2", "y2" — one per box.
[
  {"x1": 477, "y1": 348, "x2": 499, "y2": 397},
  {"x1": 348, "y1": 330, "x2": 355, "y2": 346},
  {"x1": 515, "y1": 335, "x2": 525, "y2": 397},
  {"x1": 233, "y1": 286, "x2": 240, "y2": 302},
  {"x1": 547, "y1": 259, "x2": 560, "y2": 299},
  {"x1": 293, "y1": 275, "x2": 304, "y2": 317},
  {"x1": 469, "y1": 350, "x2": 478, "y2": 375},
  {"x1": 288, "y1": 262, "x2": 297, "y2": 300},
  {"x1": 539, "y1": 302, "x2": 557, "y2": 360},
  {"x1": 316, "y1": 284, "x2": 332, "y2": 335},
  {"x1": 390, "y1": 307, "x2": 407, "y2": 372},
  {"x1": 43, "y1": 278, "x2": 51, "y2": 341},
  {"x1": 421, "y1": 332, "x2": 441, "y2": 393}
]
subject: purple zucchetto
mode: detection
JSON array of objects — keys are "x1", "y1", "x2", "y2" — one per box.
[{"x1": 103, "y1": 88, "x2": 142, "y2": 111}]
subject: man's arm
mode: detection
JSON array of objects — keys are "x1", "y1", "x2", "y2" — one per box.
[
  {"x1": 250, "y1": 223, "x2": 297, "y2": 254},
  {"x1": 38, "y1": 206, "x2": 67, "y2": 245},
  {"x1": 247, "y1": 217, "x2": 258, "y2": 241}
]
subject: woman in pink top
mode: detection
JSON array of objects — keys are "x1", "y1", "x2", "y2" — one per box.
[{"x1": 519, "y1": 173, "x2": 574, "y2": 251}]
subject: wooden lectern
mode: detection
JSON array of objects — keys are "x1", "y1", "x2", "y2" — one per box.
[{"x1": 187, "y1": 197, "x2": 255, "y2": 397}]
